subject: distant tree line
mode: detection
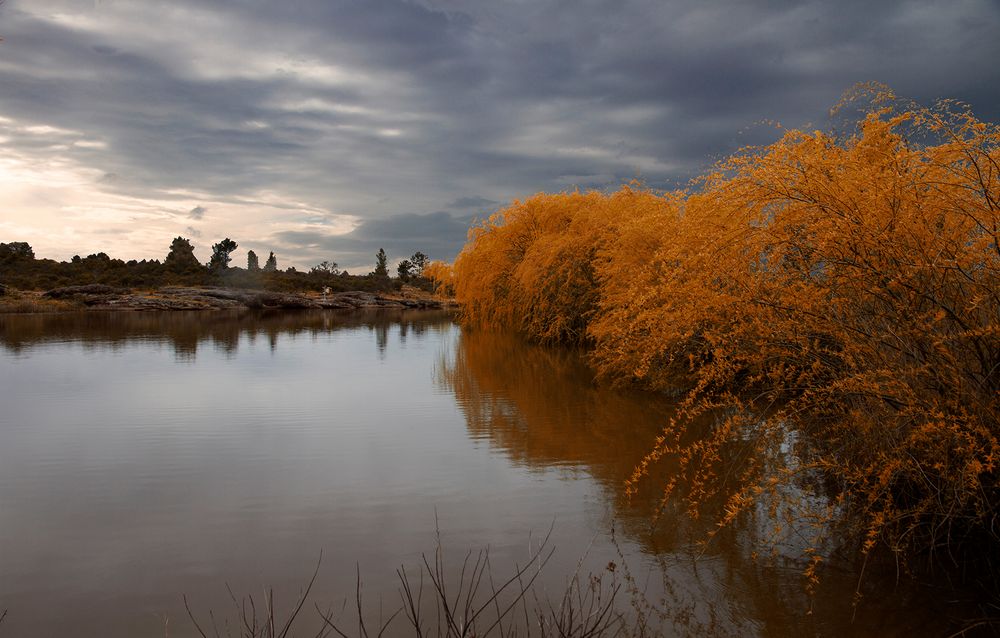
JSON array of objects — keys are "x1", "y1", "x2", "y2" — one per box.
[{"x1": 0, "y1": 238, "x2": 435, "y2": 294}]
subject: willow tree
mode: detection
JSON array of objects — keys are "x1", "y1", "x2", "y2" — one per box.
[{"x1": 448, "y1": 87, "x2": 1000, "y2": 572}]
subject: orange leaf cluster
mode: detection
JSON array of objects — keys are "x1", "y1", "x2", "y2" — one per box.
[
  {"x1": 423, "y1": 260, "x2": 456, "y2": 298},
  {"x1": 448, "y1": 87, "x2": 1000, "y2": 567}
]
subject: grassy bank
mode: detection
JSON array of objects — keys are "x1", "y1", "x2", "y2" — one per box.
[
  {"x1": 0, "y1": 289, "x2": 76, "y2": 313},
  {"x1": 436, "y1": 86, "x2": 1000, "y2": 579}
]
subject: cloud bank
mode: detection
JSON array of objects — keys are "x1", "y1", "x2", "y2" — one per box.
[{"x1": 1, "y1": 0, "x2": 998, "y2": 270}]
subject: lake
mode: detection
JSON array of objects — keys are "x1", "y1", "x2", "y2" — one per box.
[{"x1": 0, "y1": 310, "x2": 968, "y2": 636}]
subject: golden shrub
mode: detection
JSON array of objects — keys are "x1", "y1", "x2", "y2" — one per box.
[{"x1": 447, "y1": 88, "x2": 1000, "y2": 567}]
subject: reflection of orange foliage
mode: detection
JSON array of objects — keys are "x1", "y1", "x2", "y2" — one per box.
[
  {"x1": 448, "y1": 86, "x2": 1000, "y2": 567},
  {"x1": 438, "y1": 328, "x2": 967, "y2": 635},
  {"x1": 437, "y1": 329, "x2": 673, "y2": 478}
]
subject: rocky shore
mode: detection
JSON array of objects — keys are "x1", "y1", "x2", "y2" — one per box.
[{"x1": 1, "y1": 284, "x2": 450, "y2": 313}]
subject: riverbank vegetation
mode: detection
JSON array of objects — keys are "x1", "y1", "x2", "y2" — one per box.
[
  {"x1": 438, "y1": 86, "x2": 1000, "y2": 585},
  {"x1": 0, "y1": 239, "x2": 435, "y2": 295}
]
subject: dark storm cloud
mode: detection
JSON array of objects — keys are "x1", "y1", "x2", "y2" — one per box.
[
  {"x1": 446, "y1": 196, "x2": 500, "y2": 211},
  {"x1": 272, "y1": 211, "x2": 472, "y2": 270},
  {"x1": 2, "y1": 0, "x2": 999, "y2": 265}
]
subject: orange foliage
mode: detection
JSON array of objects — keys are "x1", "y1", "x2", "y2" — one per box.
[
  {"x1": 453, "y1": 187, "x2": 680, "y2": 343},
  {"x1": 422, "y1": 260, "x2": 455, "y2": 298},
  {"x1": 448, "y1": 87, "x2": 1000, "y2": 568}
]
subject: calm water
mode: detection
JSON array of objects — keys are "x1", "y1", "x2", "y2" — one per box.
[{"x1": 0, "y1": 310, "x2": 967, "y2": 636}]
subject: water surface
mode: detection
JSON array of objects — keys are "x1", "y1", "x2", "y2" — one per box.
[{"x1": 0, "y1": 310, "x2": 966, "y2": 636}]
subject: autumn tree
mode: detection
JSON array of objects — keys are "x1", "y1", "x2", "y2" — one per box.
[
  {"x1": 447, "y1": 87, "x2": 1000, "y2": 577},
  {"x1": 453, "y1": 187, "x2": 678, "y2": 343},
  {"x1": 423, "y1": 260, "x2": 455, "y2": 298}
]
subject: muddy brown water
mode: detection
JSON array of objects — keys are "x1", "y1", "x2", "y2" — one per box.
[{"x1": 0, "y1": 310, "x2": 972, "y2": 636}]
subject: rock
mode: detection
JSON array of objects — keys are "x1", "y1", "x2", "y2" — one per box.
[
  {"x1": 329, "y1": 291, "x2": 404, "y2": 308},
  {"x1": 258, "y1": 293, "x2": 322, "y2": 309},
  {"x1": 0, "y1": 283, "x2": 6, "y2": 296},
  {"x1": 44, "y1": 284, "x2": 127, "y2": 298},
  {"x1": 316, "y1": 299, "x2": 356, "y2": 310},
  {"x1": 160, "y1": 287, "x2": 322, "y2": 309}
]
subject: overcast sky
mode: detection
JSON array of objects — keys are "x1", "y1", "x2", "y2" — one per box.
[{"x1": 2, "y1": 0, "x2": 999, "y2": 271}]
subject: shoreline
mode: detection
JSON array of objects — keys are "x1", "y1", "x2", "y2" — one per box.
[{"x1": 0, "y1": 284, "x2": 454, "y2": 314}]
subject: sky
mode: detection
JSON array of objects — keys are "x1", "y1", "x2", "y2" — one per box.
[{"x1": 1, "y1": 0, "x2": 999, "y2": 272}]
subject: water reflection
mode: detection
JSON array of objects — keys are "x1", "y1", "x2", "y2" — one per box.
[
  {"x1": 439, "y1": 329, "x2": 670, "y2": 466},
  {"x1": 0, "y1": 309, "x2": 454, "y2": 361},
  {"x1": 436, "y1": 328, "x2": 973, "y2": 637},
  {"x1": 0, "y1": 312, "x2": 976, "y2": 637}
]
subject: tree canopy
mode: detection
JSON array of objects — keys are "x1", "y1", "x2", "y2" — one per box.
[
  {"x1": 164, "y1": 237, "x2": 200, "y2": 272},
  {"x1": 311, "y1": 260, "x2": 339, "y2": 275},
  {"x1": 209, "y1": 238, "x2": 238, "y2": 270},
  {"x1": 0, "y1": 242, "x2": 35, "y2": 263}
]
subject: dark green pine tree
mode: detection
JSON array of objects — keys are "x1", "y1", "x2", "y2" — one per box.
[{"x1": 373, "y1": 248, "x2": 389, "y2": 278}]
